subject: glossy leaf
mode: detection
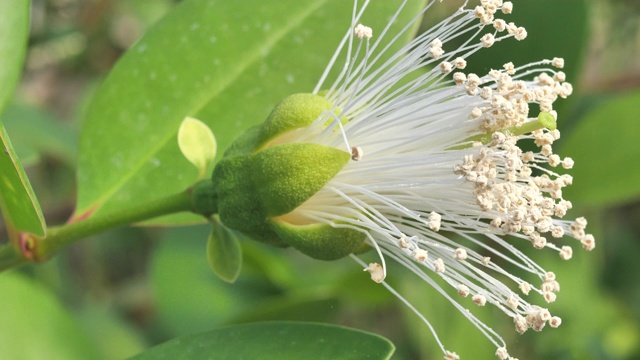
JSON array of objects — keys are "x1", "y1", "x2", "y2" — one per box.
[
  {"x1": 129, "y1": 322, "x2": 395, "y2": 360},
  {"x1": 0, "y1": 272, "x2": 98, "y2": 359},
  {"x1": 206, "y1": 217, "x2": 242, "y2": 283},
  {"x1": 75, "y1": 0, "x2": 428, "y2": 225},
  {"x1": 560, "y1": 91, "x2": 640, "y2": 207},
  {"x1": 0, "y1": 0, "x2": 46, "y2": 237}
]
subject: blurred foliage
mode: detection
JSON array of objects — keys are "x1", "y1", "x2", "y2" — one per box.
[{"x1": 1, "y1": 0, "x2": 640, "y2": 359}]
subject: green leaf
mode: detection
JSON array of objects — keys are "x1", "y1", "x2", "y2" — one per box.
[
  {"x1": 129, "y1": 322, "x2": 395, "y2": 360},
  {"x1": 75, "y1": 0, "x2": 428, "y2": 225},
  {"x1": 1, "y1": 102, "x2": 77, "y2": 166},
  {"x1": 0, "y1": 126, "x2": 46, "y2": 236},
  {"x1": 0, "y1": 0, "x2": 29, "y2": 112},
  {"x1": 76, "y1": 306, "x2": 147, "y2": 360},
  {"x1": 178, "y1": 116, "x2": 217, "y2": 179},
  {"x1": 0, "y1": 272, "x2": 99, "y2": 359},
  {"x1": 207, "y1": 217, "x2": 242, "y2": 283},
  {"x1": 0, "y1": 0, "x2": 46, "y2": 237},
  {"x1": 560, "y1": 91, "x2": 640, "y2": 207}
]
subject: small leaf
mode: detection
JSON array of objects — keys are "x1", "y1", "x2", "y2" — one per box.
[
  {"x1": 560, "y1": 91, "x2": 640, "y2": 207},
  {"x1": 178, "y1": 116, "x2": 216, "y2": 179},
  {"x1": 128, "y1": 322, "x2": 395, "y2": 360},
  {"x1": 207, "y1": 217, "x2": 243, "y2": 283}
]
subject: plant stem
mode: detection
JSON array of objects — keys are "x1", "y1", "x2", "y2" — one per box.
[
  {"x1": 0, "y1": 244, "x2": 23, "y2": 270},
  {"x1": 0, "y1": 189, "x2": 196, "y2": 272}
]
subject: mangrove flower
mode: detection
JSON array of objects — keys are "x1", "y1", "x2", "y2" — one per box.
[{"x1": 207, "y1": 0, "x2": 595, "y2": 358}]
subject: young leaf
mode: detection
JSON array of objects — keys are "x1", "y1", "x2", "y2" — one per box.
[
  {"x1": 129, "y1": 322, "x2": 395, "y2": 360},
  {"x1": 207, "y1": 217, "x2": 242, "y2": 283},
  {"x1": 75, "y1": 0, "x2": 428, "y2": 225},
  {"x1": 0, "y1": 0, "x2": 46, "y2": 237},
  {"x1": 178, "y1": 116, "x2": 216, "y2": 179}
]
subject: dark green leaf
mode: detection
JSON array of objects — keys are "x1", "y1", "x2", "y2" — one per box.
[
  {"x1": 129, "y1": 322, "x2": 395, "y2": 360},
  {"x1": 75, "y1": 0, "x2": 428, "y2": 225},
  {"x1": 560, "y1": 91, "x2": 640, "y2": 207}
]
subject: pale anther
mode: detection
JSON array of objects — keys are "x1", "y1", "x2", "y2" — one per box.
[
  {"x1": 549, "y1": 316, "x2": 562, "y2": 328},
  {"x1": 364, "y1": 262, "x2": 384, "y2": 283},
  {"x1": 481, "y1": 33, "x2": 496, "y2": 47},
  {"x1": 428, "y1": 211, "x2": 442, "y2": 231},
  {"x1": 457, "y1": 284, "x2": 470, "y2": 297},
  {"x1": 433, "y1": 258, "x2": 445, "y2": 273},
  {"x1": 351, "y1": 146, "x2": 363, "y2": 161},
  {"x1": 496, "y1": 347, "x2": 509, "y2": 360},
  {"x1": 354, "y1": 24, "x2": 373, "y2": 39},
  {"x1": 454, "y1": 247, "x2": 468, "y2": 260},
  {"x1": 445, "y1": 351, "x2": 460, "y2": 360},
  {"x1": 519, "y1": 282, "x2": 531, "y2": 295},
  {"x1": 413, "y1": 248, "x2": 429, "y2": 262},
  {"x1": 552, "y1": 57, "x2": 565, "y2": 68},
  {"x1": 582, "y1": 234, "x2": 596, "y2": 251},
  {"x1": 502, "y1": 1, "x2": 513, "y2": 14},
  {"x1": 559, "y1": 246, "x2": 572, "y2": 260},
  {"x1": 472, "y1": 294, "x2": 487, "y2": 306}
]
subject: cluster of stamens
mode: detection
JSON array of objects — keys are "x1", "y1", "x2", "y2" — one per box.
[{"x1": 296, "y1": 1, "x2": 596, "y2": 359}]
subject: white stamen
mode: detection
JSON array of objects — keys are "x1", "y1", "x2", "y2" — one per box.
[{"x1": 288, "y1": 0, "x2": 593, "y2": 358}]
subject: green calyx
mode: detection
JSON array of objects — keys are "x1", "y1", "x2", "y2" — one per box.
[
  {"x1": 270, "y1": 221, "x2": 365, "y2": 260},
  {"x1": 257, "y1": 93, "x2": 335, "y2": 149},
  {"x1": 206, "y1": 93, "x2": 365, "y2": 258}
]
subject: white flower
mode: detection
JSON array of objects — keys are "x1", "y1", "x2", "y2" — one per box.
[{"x1": 276, "y1": 0, "x2": 595, "y2": 358}]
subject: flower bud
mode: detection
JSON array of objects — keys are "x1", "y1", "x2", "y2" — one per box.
[{"x1": 210, "y1": 93, "x2": 365, "y2": 259}]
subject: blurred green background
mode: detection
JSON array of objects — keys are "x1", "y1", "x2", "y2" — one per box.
[{"x1": 1, "y1": 0, "x2": 640, "y2": 359}]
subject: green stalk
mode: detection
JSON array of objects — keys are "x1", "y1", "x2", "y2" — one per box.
[
  {"x1": 0, "y1": 244, "x2": 23, "y2": 270},
  {"x1": 453, "y1": 112, "x2": 557, "y2": 149},
  {"x1": 0, "y1": 189, "x2": 195, "y2": 272}
]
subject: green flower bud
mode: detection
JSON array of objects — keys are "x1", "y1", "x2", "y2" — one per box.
[{"x1": 209, "y1": 93, "x2": 366, "y2": 259}]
